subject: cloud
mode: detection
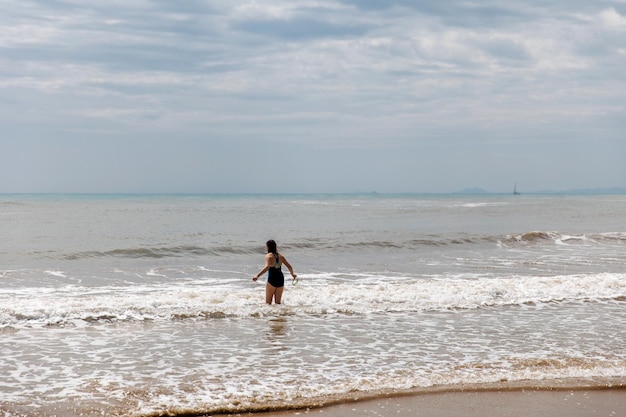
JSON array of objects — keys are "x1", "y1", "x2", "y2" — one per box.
[
  {"x1": 233, "y1": 16, "x2": 368, "y2": 40},
  {"x1": 1, "y1": 0, "x2": 625, "y2": 192},
  {"x1": 598, "y1": 7, "x2": 626, "y2": 28}
]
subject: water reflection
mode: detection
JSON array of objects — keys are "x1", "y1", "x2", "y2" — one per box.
[{"x1": 266, "y1": 318, "x2": 288, "y2": 341}]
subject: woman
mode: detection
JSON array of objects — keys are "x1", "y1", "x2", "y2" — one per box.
[{"x1": 253, "y1": 240, "x2": 297, "y2": 304}]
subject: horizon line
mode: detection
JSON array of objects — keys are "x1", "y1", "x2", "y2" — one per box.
[{"x1": 1, "y1": 187, "x2": 626, "y2": 196}]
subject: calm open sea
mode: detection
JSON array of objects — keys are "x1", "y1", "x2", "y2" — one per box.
[{"x1": 1, "y1": 193, "x2": 625, "y2": 416}]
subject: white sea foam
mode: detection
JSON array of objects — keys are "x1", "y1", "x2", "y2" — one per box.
[
  {"x1": 459, "y1": 202, "x2": 510, "y2": 208},
  {"x1": 44, "y1": 270, "x2": 67, "y2": 278},
  {"x1": 1, "y1": 272, "x2": 624, "y2": 328},
  {"x1": 3, "y1": 304, "x2": 623, "y2": 417}
]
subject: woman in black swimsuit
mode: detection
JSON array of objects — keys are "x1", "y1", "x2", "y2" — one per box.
[{"x1": 253, "y1": 240, "x2": 297, "y2": 304}]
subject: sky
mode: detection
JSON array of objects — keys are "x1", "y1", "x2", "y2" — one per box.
[{"x1": 1, "y1": 0, "x2": 625, "y2": 193}]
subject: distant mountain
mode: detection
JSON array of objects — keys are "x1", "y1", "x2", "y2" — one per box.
[
  {"x1": 451, "y1": 186, "x2": 626, "y2": 195},
  {"x1": 536, "y1": 187, "x2": 626, "y2": 195}
]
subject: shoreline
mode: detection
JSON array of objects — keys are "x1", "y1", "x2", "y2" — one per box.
[
  {"x1": 247, "y1": 387, "x2": 626, "y2": 417},
  {"x1": 191, "y1": 378, "x2": 626, "y2": 417}
]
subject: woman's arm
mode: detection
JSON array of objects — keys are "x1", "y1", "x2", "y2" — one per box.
[
  {"x1": 281, "y1": 255, "x2": 297, "y2": 278},
  {"x1": 253, "y1": 253, "x2": 273, "y2": 281}
]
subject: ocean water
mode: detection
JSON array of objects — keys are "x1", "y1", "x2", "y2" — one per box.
[{"x1": 0, "y1": 193, "x2": 625, "y2": 416}]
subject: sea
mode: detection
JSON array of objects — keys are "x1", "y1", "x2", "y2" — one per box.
[{"x1": 0, "y1": 193, "x2": 624, "y2": 416}]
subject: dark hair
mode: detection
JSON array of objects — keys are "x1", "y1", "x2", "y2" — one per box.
[{"x1": 266, "y1": 239, "x2": 278, "y2": 255}]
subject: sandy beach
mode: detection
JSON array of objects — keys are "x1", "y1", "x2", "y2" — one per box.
[{"x1": 226, "y1": 387, "x2": 626, "y2": 417}]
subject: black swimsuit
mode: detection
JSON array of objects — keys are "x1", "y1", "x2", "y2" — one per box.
[{"x1": 267, "y1": 253, "x2": 284, "y2": 288}]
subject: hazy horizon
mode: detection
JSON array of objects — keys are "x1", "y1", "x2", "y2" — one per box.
[{"x1": 2, "y1": 185, "x2": 625, "y2": 196}]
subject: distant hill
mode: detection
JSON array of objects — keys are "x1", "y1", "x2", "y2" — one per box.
[
  {"x1": 536, "y1": 187, "x2": 626, "y2": 195},
  {"x1": 452, "y1": 187, "x2": 626, "y2": 195}
]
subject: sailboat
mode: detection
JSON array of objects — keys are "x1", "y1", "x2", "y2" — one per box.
[{"x1": 513, "y1": 182, "x2": 521, "y2": 195}]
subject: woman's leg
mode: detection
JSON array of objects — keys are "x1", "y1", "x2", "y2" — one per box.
[
  {"x1": 265, "y1": 283, "x2": 276, "y2": 304},
  {"x1": 274, "y1": 286, "x2": 284, "y2": 304}
]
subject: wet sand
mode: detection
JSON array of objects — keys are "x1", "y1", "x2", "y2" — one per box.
[
  {"x1": 214, "y1": 387, "x2": 626, "y2": 417},
  {"x1": 293, "y1": 389, "x2": 626, "y2": 417}
]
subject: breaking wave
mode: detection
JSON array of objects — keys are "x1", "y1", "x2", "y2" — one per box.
[
  {"x1": 53, "y1": 231, "x2": 626, "y2": 261},
  {"x1": 504, "y1": 231, "x2": 626, "y2": 246},
  {"x1": 1, "y1": 272, "x2": 624, "y2": 328}
]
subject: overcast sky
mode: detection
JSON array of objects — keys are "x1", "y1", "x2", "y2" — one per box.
[{"x1": 1, "y1": 0, "x2": 625, "y2": 193}]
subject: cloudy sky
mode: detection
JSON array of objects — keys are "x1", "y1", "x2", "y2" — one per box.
[{"x1": 1, "y1": 0, "x2": 625, "y2": 193}]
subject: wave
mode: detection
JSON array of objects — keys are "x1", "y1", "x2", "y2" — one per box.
[
  {"x1": 124, "y1": 374, "x2": 626, "y2": 417},
  {"x1": 62, "y1": 245, "x2": 260, "y2": 260},
  {"x1": 55, "y1": 231, "x2": 626, "y2": 261},
  {"x1": 1, "y1": 272, "x2": 624, "y2": 328},
  {"x1": 504, "y1": 231, "x2": 626, "y2": 246},
  {"x1": 61, "y1": 240, "x2": 468, "y2": 260}
]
